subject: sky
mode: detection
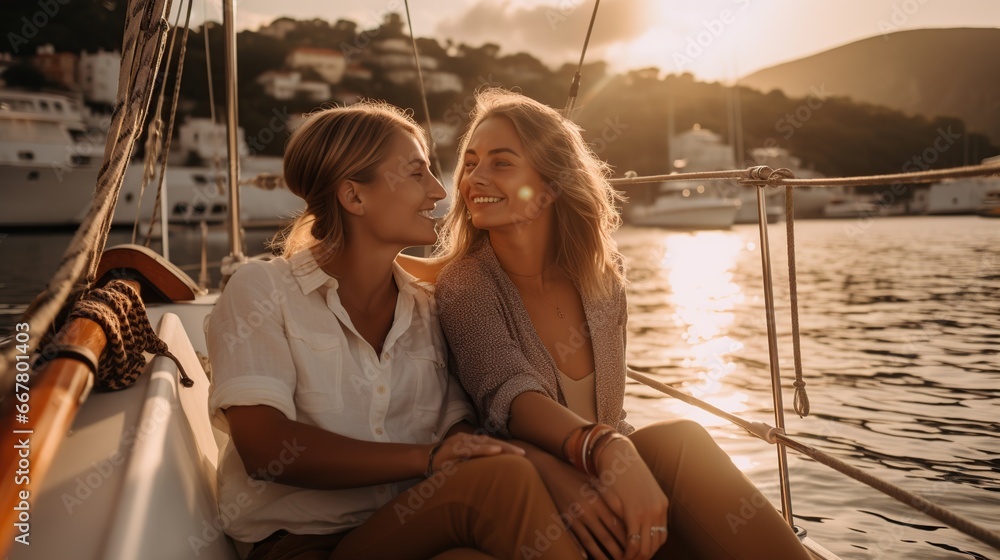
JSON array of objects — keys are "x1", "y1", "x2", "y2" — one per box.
[{"x1": 193, "y1": 0, "x2": 1000, "y2": 82}]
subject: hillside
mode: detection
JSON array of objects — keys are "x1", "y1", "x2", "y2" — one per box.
[{"x1": 741, "y1": 28, "x2": 1000, "y2": 145}]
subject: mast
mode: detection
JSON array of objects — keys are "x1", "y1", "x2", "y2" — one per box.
[
  {"x1": 733, "y1": 83, "x2": 744, "y2": 168},
  {"x1": 221, "y1": 0, "x2": 245, "y2": 279}
]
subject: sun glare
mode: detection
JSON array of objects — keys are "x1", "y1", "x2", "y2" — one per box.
[{"x1": 658, "y1": 231, "x2": 752, "y2": 429}]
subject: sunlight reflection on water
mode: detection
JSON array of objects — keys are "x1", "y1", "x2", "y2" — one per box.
[{"x1": 617, "y1": 217, "x2": 1000, "y2": 560}]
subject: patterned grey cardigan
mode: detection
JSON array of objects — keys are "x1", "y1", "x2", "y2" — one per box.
[{"x1": 436, "y1": 239, "x2": 634, "y2": 438}]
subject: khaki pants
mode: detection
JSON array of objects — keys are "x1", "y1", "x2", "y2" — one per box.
[
  {"x1": 247, "y1": 454, "x2": 579, "y2": 560},
  {"x1": 630, "y1": 420, "x2": 811, "y2": 560}
]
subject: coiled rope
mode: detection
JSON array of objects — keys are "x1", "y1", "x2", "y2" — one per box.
[
  {"x1": 40, "y1": 280, "x2": 193, "y2": 391},
  {"x1": 0, "y1": 0, "x2": 175, "y2": 396}
]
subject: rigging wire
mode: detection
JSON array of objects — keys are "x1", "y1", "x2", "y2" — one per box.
[
  {"x1": 626, "y1": 369, "x2": 1000, "y2": 553},
  {"x1": 0, "y1": 0, "x2": 175, "y2": 392},
  {"x1": 608, "y1": 161, "x2": 1000, "y2": 188},
  {"x1": 143, "y1": 0, "x2": 195, "y2": 259},
  {"x1": 203, "y1": 0, "x2": 224, "y2": 196},
  {"x1": 563, "y1": 0, "x2": 601, "y2": 119},
  {"x1": 131, "y1": 0, "x2": 186, "y2": 245},
  {"x1": 403, "y1": 0, "x2": 445, "y2": 181}
]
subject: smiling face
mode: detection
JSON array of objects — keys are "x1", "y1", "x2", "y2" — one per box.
[
  {"x1": 357, "y1": 131, "x2": 445, "y2": 248},
  {"x1": 459, "y1": 116, "x2": 554, "y2": 232}
]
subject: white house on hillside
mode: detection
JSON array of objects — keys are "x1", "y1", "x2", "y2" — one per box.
[
  {"x1": 256, "y1": 70, "x2": 330, "y2": 101},
  {"x1": 178, "y1": 118, "x2": 247, "y2": 161},
  {"x1": 286, "y1": 47, "x2": 346, "y2": 83},
  {"x1": 78, "y1": 50, "x2": 120, "y2": 105}
]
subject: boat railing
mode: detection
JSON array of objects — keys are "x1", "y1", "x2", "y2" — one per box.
[{"x1": 612, "y1": 159, "x2": 1000, "y2": 553}]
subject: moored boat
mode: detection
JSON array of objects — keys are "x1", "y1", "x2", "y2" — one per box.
[
  {"x1": 629, "y1": 181, "x2": 742, "y2": 229},
  {"x1": 0, "y1": 89, "x2": 103, "y2": 226},
  {"x1": 0, "y1": 89, "x2": 303, "y2": 229}
]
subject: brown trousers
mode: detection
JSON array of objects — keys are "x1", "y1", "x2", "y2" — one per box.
[
  {"x1": 631, "y1": 420, "x2": 811, "y2": 560},
  {"x1": 246, "y1": 454, "x2": 579, "y2": 560}
]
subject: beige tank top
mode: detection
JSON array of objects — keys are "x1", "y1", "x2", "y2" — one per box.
[{"x1": 559, "y1": 370, "x2": 598, "y2": 423}]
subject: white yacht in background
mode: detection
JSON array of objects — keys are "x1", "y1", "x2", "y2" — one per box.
[
  {"x1": 0, "y1": 90, "x2": 303, "y2": 228},
  {"x1": 0, "y1": 89, "x2": 105, "y2": 226},
  {"x1": 629, "y1": 180, "x2": 742, "y2": 229},
  {"x1": 926, "y1": 176, "x2": 998, "y2": 215},
  {"x1": 822, "y1": 187, "x2": 880, "y2": 219},
  {"x1": 628, "y1": 125, "x2": 743, "y2": 229}
]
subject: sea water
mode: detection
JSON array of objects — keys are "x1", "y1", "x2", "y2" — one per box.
[{"x1": 1, "y1": 215, "x2": 997, "y2": 559}]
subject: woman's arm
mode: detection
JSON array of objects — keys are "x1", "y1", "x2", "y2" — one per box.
[
  {"x1": 436, "y1": 266, "x2": 555, "y2": 438},
  {"x1": 225, "y1": 405, "x2": 522, "y2": 489},
  {"x1": 509, "y1": 391, "x2": 590, "y2": 454},
  {"x1": 225, "y1": 405, "x2": 428, "y2": 489}
]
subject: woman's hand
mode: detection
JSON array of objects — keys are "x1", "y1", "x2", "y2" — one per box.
[
  {"x1": 539, "y1": 455, "x2": 627, "y2": 560},
  {"x1": 429, "y1": 432, "x2": 525, "y2": 475},
  {"x1": 595, "y1": 438, "x2": 668, "y2": 560}
]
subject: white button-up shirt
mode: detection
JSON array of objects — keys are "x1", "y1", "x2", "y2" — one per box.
[{"x1": 207, "y1": 249, "x2": 475, "y2": 544}]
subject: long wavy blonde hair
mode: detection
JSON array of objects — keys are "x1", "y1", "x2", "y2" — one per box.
[
  {"x1": 272, "y1": 101, "x2": 428, "y2": 266},
  {"x1": 434, "y1": 88, "x2": 625, "y2": 300}
]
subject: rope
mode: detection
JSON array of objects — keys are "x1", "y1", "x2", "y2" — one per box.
[
  {"x1": 564, "y1": 0, "x2": 601, "y2": 118},
  {"x1": 0, "y1": 0, "x2": 175, "y2": 395},
  {"x1": 131, "y1": 116, "x2": 163, "y2": 244},
  {"x1": 145, "y1": 0, "x2": 195, "y2": 249},
  {"x1": 608, "y1": 162, "x2": 1000, "y2": 188},
  {"x1": 402, "y1": 0, "x2": 444, "y2": 181},
  {"x1": 627, "y1": 369, "x2": 782, "y2": 442},
  {"x1": 774, "y1": 433, "x2": 1000, "y2": 552},
  {"x1": 240, "y1": 173, "x2": 285, "y2": 190},
  {"x1": 784, "y1": 186, "x2": 809, "y2": 417},
  {"x1": 626, "y1": 368, "x2": 1000, "y2": 552},
  {"x1": 202, "y1": 2, "x2": 224, "y2": 185},
  {"x1": 39, "y1": 280, "x2": 193, "y2": 391},
  {"x1": 133, "y1": 0, "x2": 184, "y2": 243}
]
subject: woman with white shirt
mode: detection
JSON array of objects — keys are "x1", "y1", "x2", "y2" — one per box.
[{"x1": 206, "y1": 102, "x2": 579, "y2": 560}]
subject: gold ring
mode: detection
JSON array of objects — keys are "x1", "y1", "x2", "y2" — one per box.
[{"x1": 650, "y1": 526, "x2": 667, "y2": 534}]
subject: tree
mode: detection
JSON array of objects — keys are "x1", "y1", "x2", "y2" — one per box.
[{"x1": 1, "y1": 64, "x2": 53, "y2": 90}]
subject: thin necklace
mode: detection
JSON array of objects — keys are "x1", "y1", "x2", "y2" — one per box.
[{"x1": 503, "y1": 260, "x2": 565, "y2": 319}]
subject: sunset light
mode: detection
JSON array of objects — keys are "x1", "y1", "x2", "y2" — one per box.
[{"x1": 2, "y1": 1, "x2": 998, "y2": 559}]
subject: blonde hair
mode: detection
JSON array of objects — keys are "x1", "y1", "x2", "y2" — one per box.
[
  {"x1": 435, "y1": 88, "x2": 625, "y2": 300},
  {"x1": 273, "y1": 101, "x2": 428, "y2": 266}
]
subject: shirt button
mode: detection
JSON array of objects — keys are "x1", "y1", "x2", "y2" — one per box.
[
  {"x1": 377, "y1": 385, "x2": 386, "y2": 394},
  {"x1": 375, "y1": 427, "x2": 384, "y2": 435}
]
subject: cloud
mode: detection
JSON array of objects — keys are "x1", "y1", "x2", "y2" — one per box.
[{"x1": 435, "y1": 0, "x2": 659, "y2": 67}]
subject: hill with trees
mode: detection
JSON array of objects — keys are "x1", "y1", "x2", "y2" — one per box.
[
  {"x1": 741, "y1": 28, "x2": 1000, "y2": 146},
  {"x1": 2, "y1": 7, "x2": 996, "y2": 190}
]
